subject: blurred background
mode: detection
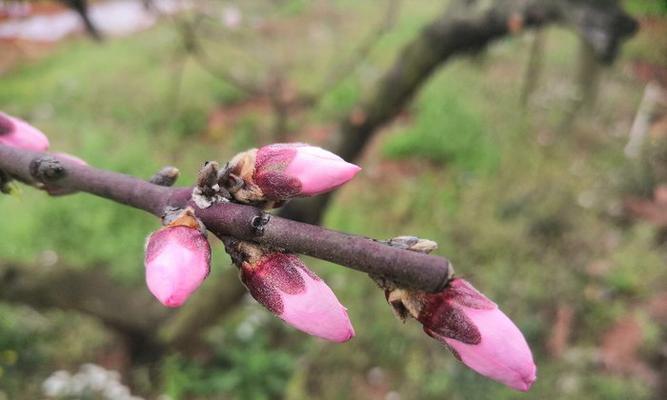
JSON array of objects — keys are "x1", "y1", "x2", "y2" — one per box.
[{"x1": 1, "y1": 0, "x2": 667, "y2": 399}]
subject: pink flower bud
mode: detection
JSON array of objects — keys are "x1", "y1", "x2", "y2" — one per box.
[
  {"x1": 0, "y1": 111, "x2": 49, "y2": 152},
  {"x1": 227, "y1": 143, "x2": 361, "y2": 205},
  {"x1": 255, "y1": 143, "x2": 361, "y2": 198},
  {"x1": 241, "y1": 252, "x2": 355, "y2": 342},
  {"x1": 418, "y1": 279, "x2": 536, "y2": 391},
  {"x1": 144, "y1": 225, "x2": 211, "y2": 308}
]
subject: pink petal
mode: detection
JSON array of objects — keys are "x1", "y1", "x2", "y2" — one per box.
[
  {"x1": 284, "y1": 145, "x2": 361, "y2": 196},
  {"x1": 0, "y1": 112, "x2": 49, "y2": 152},
  {"x1": 144, "y1": 226, "x2": 211, "y2": 308},
  {"x1": 279, "y1": 266, "x2": 355, "y2": 342},
  {"x1": 421, "y1": 279, "x2": 536, "y2": 391},
  {"x1": 253, "y1": 143, "x2": 360, "y2": 199},
  {"x1": 242, "y1": 253, "x2": 355, "y2": 342},
  {"x1": 443, "y1": 307, "x2": 537, "y2": 391}
]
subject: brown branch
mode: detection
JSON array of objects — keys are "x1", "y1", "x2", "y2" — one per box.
[
  {"x1": 279, "y1": 0, "x2": 637, "y2": 224},
  {"x1": 0, "y1": 145, "x2": 451, "y2": 292},
  {"x1": 563, "y1": 0, "x2": 638, "y2": 63}
]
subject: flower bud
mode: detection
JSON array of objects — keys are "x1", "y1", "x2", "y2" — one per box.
[
  {"x1": 227, "y1": 143, "x2": 360, "y2": 204},
  {"x1": 0, "y1": 111, "x2": 49, "y2": 152},
  {"x1": 230, "y1": 241, "x2": 354, "y2": 342},
  {"x1": 386, "y1": 278, "x2": 536, "y2": 391},
  {"x1": 144, "y1": 209, "x2": 211, "y2": 308},
  {"x1": 386, "y1": 236, "x2": 438, "y2": 254}
]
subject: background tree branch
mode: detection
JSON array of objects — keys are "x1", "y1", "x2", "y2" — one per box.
[
  {"x1": 304, "y1": 0, "x2": 402, "y2": 105},
  {"x1": 159, "y1": 269, "x2": 248, "y2": 352},
  {"x1": 0, "y1": 260, "x2": 248, "y2": 356},
  {"x1": 279, "y1": 0, "x2": 637, "y2": 224}
]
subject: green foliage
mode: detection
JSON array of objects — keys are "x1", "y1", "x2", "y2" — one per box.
[
  {"x1": 276, "y1": 0, "x2": 309, "y2": 16},
  {"x1": 0, "y1": 305, "x2": 47, "y2": 396},
  {"x1": 315, "y1": 80, "x2": 363, "y2": 120},
  {"x1": 0, "y1": 306, "x2": 108, "y2": 398},
  {"x1": 626, "y1": 0, "x2": 667, "y2": 16},
  {"x1": 163, "y1": 332, "x2": 295, "y2": 400},
  {"x1": 382, "y1": 69, "x2": 499, "y2": 174},
  {"x1": 232, "y1": 116, "x2": 262, "y2": 153}
]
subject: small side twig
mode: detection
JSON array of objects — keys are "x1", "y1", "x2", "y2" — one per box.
[
  {"x1": 178, "y1": 16, "x2": 263, "y2": 96},
  {"x1": 149, "y1": 166, "x2": 180, "y2": 187}
]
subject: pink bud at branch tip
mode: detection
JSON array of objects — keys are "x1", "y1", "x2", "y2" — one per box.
[
  {"x1": 241, "y1": 252, "x2": 355, "y2": 342},
  {"x1": 417, "y1": 278, "x2": 537, "y2": 391},
  {"x1": 0, "y1": 111, "x2": 49, "y2": 152},
  {"x1": 254, "y1": 143, "x2": 361, "y2": 200},
  {"x1": 144, "y1": 225, "x2": 211, "y2": 308}
]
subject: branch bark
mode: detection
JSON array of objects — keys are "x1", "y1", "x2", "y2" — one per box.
[
  {"x1": 279, "y1": 0, "x2": 637, "y2": 224},
  {"x1": 0, "y1": 144, "x2": 451, "y2": 292}
]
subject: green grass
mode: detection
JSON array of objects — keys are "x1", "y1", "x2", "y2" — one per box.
[
  {"x1": 383, "y1": 64, "x2": 499, "y2": 174},
  {"x1": 626, "y1": 0, "x2": 667, "y2": 16}
]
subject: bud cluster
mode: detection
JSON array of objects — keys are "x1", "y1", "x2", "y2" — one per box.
[
  {"x1": 142, "y1": 143, "x2": 361, "y2": 344},
  {"x1": 191, "y1": 143, "x2": 362, "y2": 209},
  {"x1": 1, "y1": 118, "x2": 537, "y2": 390}
]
